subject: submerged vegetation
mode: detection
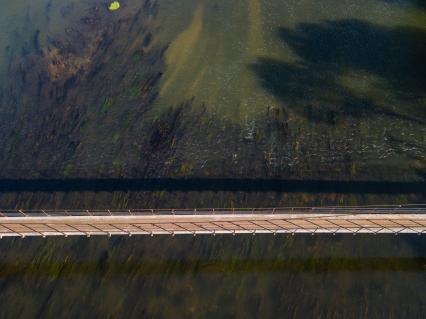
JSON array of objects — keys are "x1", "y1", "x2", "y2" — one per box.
[
  {"x1": 0, "y1": 0, "x2": 424, "y2": 317},
  {"x1": 0, "y1": 0, "x2": 423, "y2": 209},
  {"x1": 101, "y1": 97, "x2": 114, "y2": 114},
  {"x1": 0, "y1": 234, "x2": 425, "y2": 318}
]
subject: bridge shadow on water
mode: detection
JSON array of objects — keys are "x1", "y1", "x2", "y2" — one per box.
[{"x1": 0, "y1": 178, "x2": 424, "y2": 194}]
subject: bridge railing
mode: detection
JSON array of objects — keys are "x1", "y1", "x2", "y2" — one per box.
[{"x1": 1, "y1": 204, "x2": 425, "y2": 218}]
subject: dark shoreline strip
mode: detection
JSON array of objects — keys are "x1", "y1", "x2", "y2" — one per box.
[
  {"x1": 0, "y1": 257, "x2": 425, "y2": 276},
  {"x1": 0, "y1": 178, "x2": 424, "y2": 194}
]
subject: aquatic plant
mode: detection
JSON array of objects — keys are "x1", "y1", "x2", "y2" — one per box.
[
  {"x1": 108, "y1": 1, "x2": 120, "y2": 11},
  {"x1": 101, "y1": 98, "x2": 114, "y2": 114}
]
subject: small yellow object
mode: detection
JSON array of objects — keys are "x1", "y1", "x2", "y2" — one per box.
[{"x1": 108, "y1": 1, "x2": 120, "y2": 11}]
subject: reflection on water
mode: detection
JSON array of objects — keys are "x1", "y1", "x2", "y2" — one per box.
[{"x1": 0, "y1": 0, "x2": 425, "y2": 317}]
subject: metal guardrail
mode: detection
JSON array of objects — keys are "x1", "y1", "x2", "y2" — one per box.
[
  {"x1": 0, "y1": 205, "x2": 426, "y2": 237},
  {"x1": 0, "y1": 204, "x2": 425, "y2": 218}
]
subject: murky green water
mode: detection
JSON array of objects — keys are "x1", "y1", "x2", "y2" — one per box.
[
  {"x1": 0, "y1": 0, "x2": 425, "y2": 317},
  {"x1": 0, "y1": 0, "x2": 424, "y2": 182},
  {"x1": 0, "y1": 235, "x2": 425, "y2": 318}
]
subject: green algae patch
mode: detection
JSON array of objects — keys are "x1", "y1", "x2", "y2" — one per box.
[
  {"x1": 101, "y1": 97, "x2": 114, "y2": 114},
  {"x1": 62, "y1": 163, "x2": 73, "y2": 177},
  {"x1": 127, "y1": 86, "x2": 140, "y2": 98},
  {"x1": 108, "y1": 1, "x2": 120, "y2": 11}
]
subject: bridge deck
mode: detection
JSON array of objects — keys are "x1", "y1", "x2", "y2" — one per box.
[{"x1": 1, "y1": 206, "x2": 425, "y2": 237}]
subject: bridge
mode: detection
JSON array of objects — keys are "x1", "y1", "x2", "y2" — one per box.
[{"x1": 0, "y1": 205, "x2": 425, "y2": 238}]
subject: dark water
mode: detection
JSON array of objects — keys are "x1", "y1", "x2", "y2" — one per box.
[
  {"x1": 0, "y1": 0, "x2": 425, "y2": 317},
  {"x1": 1, "y1": 235, "x2": 426, "y2": 318}
]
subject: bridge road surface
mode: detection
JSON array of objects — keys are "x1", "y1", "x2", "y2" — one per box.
[{"x1": 1, "y1": 206, "x2": 426, "y2": 237}]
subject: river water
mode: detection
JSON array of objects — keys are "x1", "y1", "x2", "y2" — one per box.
[{"x1": 0, "y1": 0, "x2": 425, "y2": 317}]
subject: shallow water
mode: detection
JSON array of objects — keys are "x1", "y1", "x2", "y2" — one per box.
[
  {"x1": 0, "y1": 0, "x2": 425, "y2": 317},
  {"x1": 0, "y1": 0, "x2": 424, "y2": 182},
  {"x1": 0, "y1": 235, "x2": 425, "y2": 318}
]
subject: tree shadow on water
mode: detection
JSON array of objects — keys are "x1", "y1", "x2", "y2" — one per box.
[
  {"x1": 251, "y1": 19, "x2": 426, "y2": 125},
  {"x1": 380, "y1": 0, "x2": 426, "y2": 10}
]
